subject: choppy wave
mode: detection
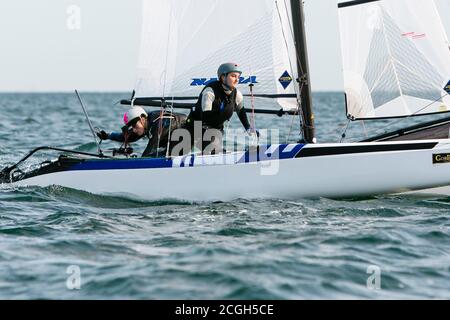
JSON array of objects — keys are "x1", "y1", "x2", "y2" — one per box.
[{"x1": 1, "y1": 184, "x2": 449, "y2": 299}]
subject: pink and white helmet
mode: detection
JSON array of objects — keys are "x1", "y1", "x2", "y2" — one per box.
[{"x1": 123, "y1": 106, "x2": 147, "y2": 127}]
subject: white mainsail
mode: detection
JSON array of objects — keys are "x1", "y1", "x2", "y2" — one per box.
[
  {"x1": 338, "y1": 0, "x2": 450, "y2": 119},
  {"x1": 134, "y1": 0, "x2": 300, "y2": 111}
]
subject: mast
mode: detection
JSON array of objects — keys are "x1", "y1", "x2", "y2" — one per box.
[{"x1": 290, "y1": 0, "x2": 315, "y2": 143}]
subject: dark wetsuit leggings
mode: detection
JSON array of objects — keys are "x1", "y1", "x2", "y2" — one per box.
[{"x1": 182, "y1": 122, "x2": 224, "y2": 155}]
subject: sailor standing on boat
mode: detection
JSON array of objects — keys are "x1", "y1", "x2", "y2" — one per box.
[
  {"x1": 97, "y1": 106, "x2": 187, "y2": 157},
  {"x1": 185, "y1": 63, "x2": 258, "y2": 154}
]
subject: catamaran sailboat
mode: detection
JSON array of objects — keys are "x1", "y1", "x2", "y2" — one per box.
[{"x1": 1, "y1": 0, "x2": 450, "y2": 201}]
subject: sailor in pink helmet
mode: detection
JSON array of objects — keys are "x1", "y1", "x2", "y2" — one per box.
[{"x1": 97, "y1": 107, "x2": 187, "y2": 157}]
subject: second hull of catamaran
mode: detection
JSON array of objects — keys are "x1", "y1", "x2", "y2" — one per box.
[{"x1": 7, "y1": 140, "x2": 450, "y2": 201}]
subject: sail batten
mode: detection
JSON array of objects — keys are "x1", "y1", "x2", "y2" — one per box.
[{"x1": 338, "y1": 0, "x2": 450, "y2": 120}]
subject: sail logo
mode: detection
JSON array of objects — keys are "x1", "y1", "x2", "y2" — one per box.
[
  {"x1": 433, "y1": 153, "x2": 450, "y2": 164},
  {"x1": 190, "y1": 76, "x2": 258, "y2": 86},
  {"x1": 279, "y1": 71, "x2": 292, "y2": 90},
  {"x1": 445, "y1": 80, "x2": 450, "y2": 94},
  {"x1": 402, "y1": 32, "x2": 426, "y2": 40}
]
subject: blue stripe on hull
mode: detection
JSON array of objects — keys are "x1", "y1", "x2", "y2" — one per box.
[
  {"x1": 69, "y1": 157, "x2": 173, "y2": 171},
  {"x1": 236, "y1": 144, "x2": 305, "y2": 164},
  {"x1": 66, "y1": 144, "x2": 306, "y2": 172}
]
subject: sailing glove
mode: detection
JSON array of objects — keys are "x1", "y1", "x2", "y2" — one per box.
[{"x1": 96, "y1": 130, "x2": 110, "y2": 140}]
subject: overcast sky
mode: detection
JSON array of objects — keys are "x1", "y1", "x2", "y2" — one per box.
[{"x1": 0, "y1": 0, "x2": 449, "y2": 92}]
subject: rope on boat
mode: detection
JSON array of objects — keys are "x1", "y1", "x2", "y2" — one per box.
[
  {"x1": 157, "y1": 0, "x2": 174, "y2": 157},
  {"x1": 281, "y1": 0, "x2": 305, "y2": 77},
  {"x1": 340, "y1": 119, "x2": 351, "y2": 143},
  {"x1": 286, "y1": 82, "x2": 304, "y2": 143},
  {"x1": 249, "y1": 83, "x2": 257, "y2": 132},
  {"x1": 156, "y1": 99, "x2": 165, "y2": 157},
  {"x1": 275, "y1": 0, "x2": 306, "y2": 142},
  {"x1": 166, "y1": 96, "x2": 175, "y2": 158}
]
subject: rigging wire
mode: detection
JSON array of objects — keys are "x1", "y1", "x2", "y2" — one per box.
[
  {"x1": 275, "y1": 0, "x2": 306, "y2": 142},
  {"x1": 165, "y1": 97, "x2": 175, "y2": 158},
  {"x1": 286, "y1": 107, "x2": 298, "y2": 143},
  {"x1": 157, "y1": 0, "x2": 174, "y2": 157},
  {"x1": 249, "y1": 83, "x2": 257, "y2": 132},
  {"x1": 361, "y1": 120, "x2": 369, "y2": 138},
  {"x1": 248, "y1": 82, "x2": 259, "y2": 149},
  {"x1": 340, "y1": 119, "x2": 351, "y2": 143},
  {"x1": 281, "y1": 0, "x2": 313, "y2": 138},
  {"x1": 282, "y1": 0, "x2": 305, "y2": 76},
  {"x1": 247, "y1": 65, "x2": 257, "y2": 140},
  {"x1": 286, "y1": 82, "x2": 304, "y2": 143}
]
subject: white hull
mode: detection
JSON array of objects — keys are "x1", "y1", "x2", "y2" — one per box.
[{"x1": 13, "y1": 140, "x2": 450, "y2": 201}]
